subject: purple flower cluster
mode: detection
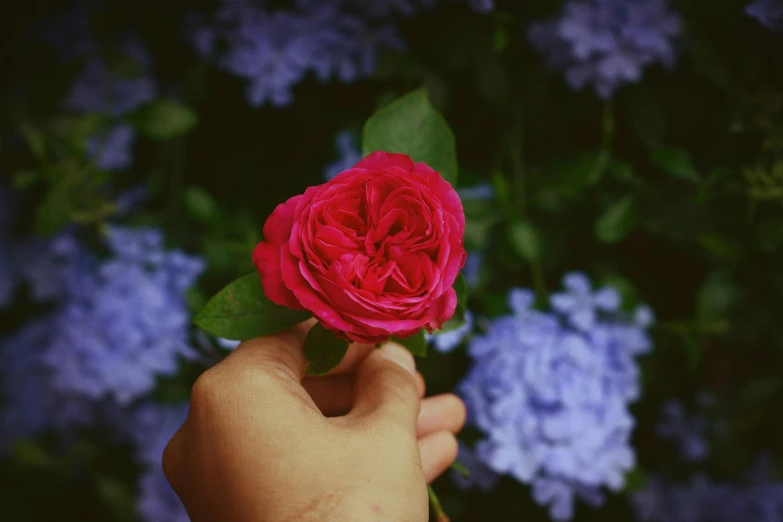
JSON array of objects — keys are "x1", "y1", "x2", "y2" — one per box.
[
  {"x1": 0, "y1": 226, "x2": 203, "y2": 450},
  {"x1": 633, "y1": 464, "x2": 783, "y2": 522},
  {"x1": 528, "y1": 0, "x2": 682, "y2": 99},
  {"x1": 190, "y1": 0, "x2": 492, "y2": 107},
  {"x1": 746, "y1": 0, "x2": 783, "y2": 30},
  {"x1": 64, "y1": 36, "x2": 157, "y2": 171},
  {"x1": 656, "y1": 397, "x2": 715, "y2": 463},
  {"x1": 124, "y1": 402, "x2": 190, "y2": 522},
  {"x1": 457, "y1": 272, "x2": 653, "y2": 520}
]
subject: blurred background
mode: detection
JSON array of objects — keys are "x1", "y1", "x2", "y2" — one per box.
[{"x1": 1, "y1": 0, "x2": 782, "y2": 520}]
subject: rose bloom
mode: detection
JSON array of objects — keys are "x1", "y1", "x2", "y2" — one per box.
[{"x1": 253, "y1": 151, "x2": 466, "y2": 344}]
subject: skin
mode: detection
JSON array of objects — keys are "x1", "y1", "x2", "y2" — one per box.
[{"x1": 162, "y1": 321, "x2": 467, "y2": 522}]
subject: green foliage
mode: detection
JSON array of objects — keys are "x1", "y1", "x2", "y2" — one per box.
[
  {"x1": 130, "y1": 99, "x2": 199, "y2": 140},
  {"x1": 393, "y1": 331, "x2": 427, "y2": 357},
  {"x1": 652, "y1": 146, "x2": 700, "y2": 183},
  {"x1": 363, "y1": 89, "x2": 458, "y2": 185},
  {"x1": 193, "y1": 273, "x2": 312, "y2": 340},
  {"x1": 303, "y1": 323, "x2": 350, "y2": 376},
  {"x1": 507, "y1": 218, "x2": 542, "y2": 263},
  {"x1": 595, "y1": 194, "x2": 638, "y2": 244}
]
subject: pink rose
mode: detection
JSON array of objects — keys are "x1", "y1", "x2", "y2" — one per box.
[{"x1": 253, "y1": 151, "x2": 466, "y2": 344}]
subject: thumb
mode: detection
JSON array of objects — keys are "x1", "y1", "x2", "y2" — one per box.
[{"x1": 349, "y1": 342, "x2": 421, "y2": 432}]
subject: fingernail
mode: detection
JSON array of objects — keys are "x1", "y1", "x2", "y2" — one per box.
[{"x1": 378, "y1": 342, "x2": 416, "y2": 376}]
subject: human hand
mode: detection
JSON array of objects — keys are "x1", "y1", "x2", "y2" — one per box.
[{"x1": 162, "y1": 322, "x2": 466, "y2": 522}]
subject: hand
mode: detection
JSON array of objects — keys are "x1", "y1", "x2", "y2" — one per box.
[{"x1": 162, "y1": 322, "x2": 466, "y2": 522}]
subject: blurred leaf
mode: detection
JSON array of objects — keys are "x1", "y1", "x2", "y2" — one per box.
[
  {"x1": 463, "y1": 198, "x2": 501, "y2": 251},
  {"x1": 193, "y1": 273, "x2": 312, "y2": 340},
  {"x1": 508, "y1": 218, "x2": 541, "y2": 263},
  {"x1": 131, "y1": 99, "x2": 199, "y2": 140},
  {"x1": 184, "y1": 186, "x2": 219, "y2": 224},
  {"x1": 304, "y1": 323, "x2": 350, "y2": 375},
  {"x1": 19, "y1": 123, "x2": 47, "y2": 161},
  {"x1": 493, "y1": 24, "x2": 509, "y2": 53},
  {"x1": 742, "y1": 378, "x2": 780, "y2": 404},
  {"x1": 35, "y1": 162, "x2": 115, "y2": 236},
  {"x1": 12, "y1": 169, "x2": 41, "y2": 190},
  {"x1": 12, "y1": 440, "x2": 52, "y2": 469},
  {"x1": 624, "y1": 468, "x2": 647, "y2": 493},
  {"x1": 450, "y1": 461, "x2": 471, "y2": 478},
  {"x1": 696, "y1": 271, "x2": 738, "y2": 322},
  {"x1": 393, "y1": 331, "x2": 427, "y2": 357},
  {"x1": 363, "y1": 89, "x2": 458, "y2": 185},
  {"x1": 609, "y1": 160, "x2": 639, "y2": 184},
  {"x1": 95, "y1": 476, "x2": 136, "y2": 522},
  {"x1": 652, "y1": 147, "x2": 700, "y2": 183},
  {"x1": 595, "y1": 195, "x2": 638, "y2": 244},
  {"x1": 439, "y1": 315, "x2": 468, "y2": 334}
]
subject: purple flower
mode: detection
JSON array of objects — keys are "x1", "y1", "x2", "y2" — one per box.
[
  {"x1": 528, "y1": 0, "x2": 682, "y2": 98},
  {"x1": 457, "y1": 273, "x2": 653, "y2": 520},
  {"x1": 121, "y1": 402, "x2": 189, "y2": 522},
  {"x1": 64, "y1": 37, "x2": 157, "y2": 116},
  {"x1": 550, "y1": 272, "x2": 622, "y2": 331},
  {"x1": 9, "y1": 227, "x2": 204, "y2": 406},
  {"x1": 746, "y1": 0, "x2": 783, "y2": 30},
  {"x1": 633, "y1": 464, "x2": 783, "y2": 522},
  {"x1": 656, "y1": 400, "x2": 710, "y2": 462},
  {"x1": 324, "y1": 131, "x2": 363, "y2": 180},
  {"x1": 138, "y1": 468, "x2": 189, "y2": 522},
  {"x1": 0, "y1": 320, "x2": 97, "y2": 451},
  {"x1": 87, "y1": 124, "x2": 137, "y2": 171},
  {"x1": 457, "y1": 182, "x2": 494, "y2": 201}
]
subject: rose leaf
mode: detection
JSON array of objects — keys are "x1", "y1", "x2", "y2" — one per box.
[
  {"x1": 392, "y1": 331, "x2": 428, "y2": 357},
  {"x1": 304, "y1": 323, "x2": 350, "y2": 376},
  {"x1": 362, "y1": 89, "x2": 458, "y2": 186},
  {"x1": 193, "y1": 272, "x2": 312, "y2": 340}
]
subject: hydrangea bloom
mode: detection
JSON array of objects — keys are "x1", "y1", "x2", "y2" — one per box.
[
  {"x1": 324, "y1": 130, "x2": 363, "y2": 180},
  {"x1": 191, "y1": 2, "x2": 403, "y2": 107},
  {"x1": 634, "y1": 464, "x2": 783, "y2": 522},
  {"x1": 462, "y1": 252, "x2": 483, "y2": 288},
  {"x1": 0, "y1": 320, "x2": 97, "y2": 451},
  {"x1": 457, "y1": 273, "x2": 653, "y2": 520},
  {"x1": 528, "y1": 0, "x2": 682, "y2": 98},
  {"x1": 124, "y1": 402, "x2": 189, "y2": 522},
  {"x1": 656, "y1": 399, "x2": 711, "y2": 462},
  {"x1": 62, "y1": 36, "x2": 157, "y2": 170},
  {"x1": 10, "y1": 227, "x2": 203, "y2": 405},
  {"x1": 746, "y1": 0, "x2": 783, "y2": 30}
]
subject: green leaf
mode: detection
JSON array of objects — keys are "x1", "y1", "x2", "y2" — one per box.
[
  {"x1": 624, "y1": 468, "x2": 647, "y2": 493},
  {"x1": 193, "y1": 273, "x2": 312, "y2": 340},
  {"x1": 304, "y1": 323, "x2": 350, "y2": 376},
  {"x1": 184, "y1": 186, "x2": 219, "y2": 224},
  {"x1": 12, "y1": 440, "x2": 52, "y2": 469},
  {"x1": 362, "y1": 89, "x2": 458, "y2": 185},
  {"x1": 393, "y1": 331, "x2": 427, "y2": 357},
  {"x1": 696, "y1": 271, "x2": 737, "y2": 322},
  {"x1": 450, "y1": 460, "x2": 471, "y2": 478},
  {"x1": 595, "y1": 195, "x2": 638, "y2": 244},
  {"x1": 652, "y1": 147, "x2": 700, "y2": 183},
  {"x1": 95, "y1": 476, "x2": 136, "y2": 522},
  {"x1": 131, "y1": 99, "x2": 199, "y2": 140},
  {"x1": 508, "y1": 219, "x2": 541, "y2": 263}
]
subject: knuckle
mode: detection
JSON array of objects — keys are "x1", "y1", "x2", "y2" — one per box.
[
  {"x1": 189, "y1": 368, "x2": 221, "y2": 407},
  {"x1": 374, "y1": 364, "x2": 419, "y2": 402}
]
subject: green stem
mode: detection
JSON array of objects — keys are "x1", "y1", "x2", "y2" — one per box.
[
  {"x1": 510, "y1": 108, "x2": 526, "y2": 211},
  {"x1": 592, "y1": 101, "x2": 615, "y2": 182},
  {"x1": 428, "y1": 486, "x2": 450, "y2": 522},
  {"x1": 531, "y1": 261, "x2": 548, "y2": 305}
]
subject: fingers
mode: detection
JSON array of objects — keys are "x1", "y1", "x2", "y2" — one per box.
[
  {"x1": 303, "y1": 372, "x2": 426, "y2": 417},
  {"x1": 227, "y1": 319, "x2": 315, "y2": 381},
  {"x1": 416, "y1": 394, "x2": 466, "y2": 438},
  {"x1": 418, "y1": 431, "x2": 459, "y2": 484},
  {"x1": 348, "y1": 342, "x2": 421, "y2": 431}
]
